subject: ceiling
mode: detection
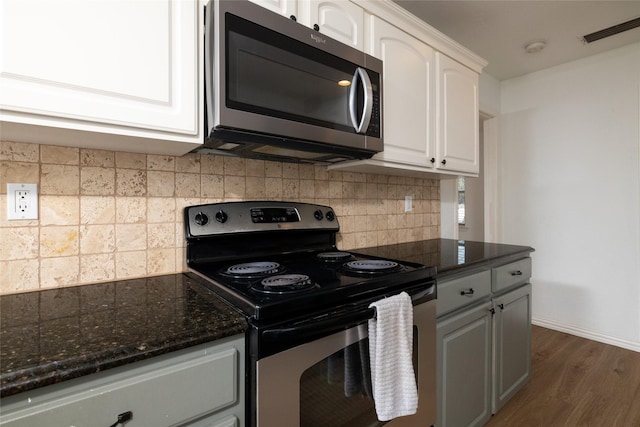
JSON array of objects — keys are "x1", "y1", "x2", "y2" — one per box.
[{"x1": 392, "y1": 1, "x2": 640, "y2": 80}]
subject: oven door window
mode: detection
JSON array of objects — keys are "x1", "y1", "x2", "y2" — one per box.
[
  {"x1": 299, "y1": 328, "x2": 418, "y2": 427},
  {"x1": 300, "y1": 338, "x2": 380, "y2": 427}
]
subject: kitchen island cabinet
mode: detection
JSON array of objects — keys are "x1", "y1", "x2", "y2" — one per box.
[{"x1": 0, "y1": 0, "x2": 203, "y2": 156}]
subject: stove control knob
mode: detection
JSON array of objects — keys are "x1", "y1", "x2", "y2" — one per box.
[
  {"x1": 194, "y1": 212, "x2": 209, "y2": 226},
  {"x1": 314, "y1": 209, "x2": 324, "y2": 220},
  {"x1": 215, "y1": 210, "x2": 228, "y2": 224},
  {"x1": 325, "y1": 210, "x2": 335, "y2": 221}
]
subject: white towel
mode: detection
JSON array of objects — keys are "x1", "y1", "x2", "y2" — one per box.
[{"x1": 368, "y1": 291, "x2": 418, "y2": 421}]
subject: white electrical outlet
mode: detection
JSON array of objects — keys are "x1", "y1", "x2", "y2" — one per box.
[
  {"x1": 7, "y1": 183, "x2": 38, "y2": 220},
  {"x1": 404, "y1": 195, "x2": 413, "y2": 212}
]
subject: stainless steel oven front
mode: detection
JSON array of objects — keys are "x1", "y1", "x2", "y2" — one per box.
[{"x1": 255, "y1": 299, "x2": 436, "y2": 427}]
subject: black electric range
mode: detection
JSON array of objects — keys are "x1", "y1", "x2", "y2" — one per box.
[{"x1": 184, "y1": 201, "x2": 436, "y2": 323}]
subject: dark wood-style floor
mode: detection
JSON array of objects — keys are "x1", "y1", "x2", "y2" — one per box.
[{"x1": 485, "y1": 326, "x2": 640, "y2": 427}]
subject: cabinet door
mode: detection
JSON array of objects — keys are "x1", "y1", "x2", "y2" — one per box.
[
  {"x1": 0, "y1": 338, "x2": 243, "y2": 427},
  {"x1": 493, "y1": 283, "x2": 532, "y2": 412},
  {"x1": 0, "y1": 1, "x2": 199, "y2": 140},
  {"x1": 368, "y1": 16, "x2": 436, "y2": 168},
  {"x1": 308, "y1": 0, "x2": 364, "y2": 50},
  {"x1": 437, "y1": 301, "x2": 493, "y2": 427},
  {"x1": 248, "y1": 0, "x2": 298, "y2": 19},
  {"x1": 435, "y1": 53, "x2": 479, "y2": 174}
]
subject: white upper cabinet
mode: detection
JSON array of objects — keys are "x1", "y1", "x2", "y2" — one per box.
[
  {"x1": 0, "y1": 0, "x2": 202, "y2": 155},
  {"x1": 367, "y1": 16, "x2": 435, "y2": 169},
  {"x1": 436, "y1": 53, "x2": 480, "y2": 175},
  {"x1": 248, "y1": 0, "x2": 298, "y2": 19},
  {"x1": 328, "y1": 0, "x2": 486, "y2": 178},
  {"x1": 307, "y1": 0, "x2": 364, "y2": 50},
  {"x1": 251, "y1": 0, "x2": 364, "y2": 50}
]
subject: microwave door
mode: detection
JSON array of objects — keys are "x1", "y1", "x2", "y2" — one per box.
[
  {"x1": 226, "y1": 29, "x2": 353, "y2": 131},
  {"x1": 216, "y1": 10, "x2": 370, "y2": 149}
]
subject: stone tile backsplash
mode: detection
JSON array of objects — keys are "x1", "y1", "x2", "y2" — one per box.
[{"x1": 0, "y1": 141, "x2": 440, "y2": 294}]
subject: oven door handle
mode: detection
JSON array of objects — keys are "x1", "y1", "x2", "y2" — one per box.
[
  {"x1": 262, "y1": 304, "x2": 375, "y2": 344},
  {"x1": 261, "y1": 282, "x2": 434, "y2": 345}
]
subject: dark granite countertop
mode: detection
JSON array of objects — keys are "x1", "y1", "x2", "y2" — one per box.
[
  {"x1": 0, "y1": 239, "x2": 532, "y2": 399},
  {"x1": 0, "y1": 274, "x2": 247, "y2": 398},
  {"x1": 357, "y1": 239, "x2": 534, "y2": 278}
]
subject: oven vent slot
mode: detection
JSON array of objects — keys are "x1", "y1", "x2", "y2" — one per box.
[{"x1": 582, "y1": 16, "x2": 640, "y2": 43}]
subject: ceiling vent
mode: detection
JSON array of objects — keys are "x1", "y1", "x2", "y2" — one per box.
[{"x1": 583, "y1": 16, "x2": 640, "y2": 43}]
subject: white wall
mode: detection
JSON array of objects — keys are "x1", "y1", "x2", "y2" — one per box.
[
  {"x1": 442, "y1": 73, "x2": 501, "y2": 242},
  {"x1": 480, "y1": 73, "x2": 502, "y2": 243},
  {"x1": 500, "y1": 41, "x2": 640, "y2": 351},
  {"x1": 458, "y1": 120, "x2": 484, "y2": 241},
  {"x1": 440, "y1": 178, "x2": 458, "y2": 239},
  {"x1": 479, "y1": 72, "x2": 501, "y2": 116}
]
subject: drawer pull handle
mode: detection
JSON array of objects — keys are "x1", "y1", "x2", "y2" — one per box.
[
  {"x1": 498, "y1": 303, "x2": 505, "y2": 310},
  {"x1": 108, "y1": 411, "x2": 133, "y2": 427},
  {"x1": 511, "y1": 270, "x2": 523, "y2": 276},
  {"x1": 460, "y1": 288, "x2": 475, "y2": 296}
]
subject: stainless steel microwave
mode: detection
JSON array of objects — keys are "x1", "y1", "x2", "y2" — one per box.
[{"x1": 196, "y1": 0, "x2": 383, "y2": 164}]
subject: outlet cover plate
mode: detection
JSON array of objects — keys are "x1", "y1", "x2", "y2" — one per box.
[{"x1": 7, "y1": 183, "x2": 38, "y2": 220}]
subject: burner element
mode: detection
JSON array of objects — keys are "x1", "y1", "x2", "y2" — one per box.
[
  {"x1": 316, "y1": 251, "x2": 352, "y2": 262},
  {"x1": 254, "y1": 274, "x2": 315, "y2": 294},
  {"x1": 344, "y1": 260, "x2": 400, "y2": 274},
  {"x1": 224, "y1": 261, "x2": 282, "y2": 278}
]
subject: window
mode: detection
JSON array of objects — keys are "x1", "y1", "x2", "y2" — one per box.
[{"x1": 457, "y1": 177, "x2": 465, "y2": 225}]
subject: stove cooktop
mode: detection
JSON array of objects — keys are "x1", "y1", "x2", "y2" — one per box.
[
  {"x1": 184, "y1": 201, "x2": 436, "y2": 322},
  {"x1": 188, "y1": 250, "x2": 435, "y2": 322}
]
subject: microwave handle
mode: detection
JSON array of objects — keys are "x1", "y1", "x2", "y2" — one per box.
[{"x1": 349, "y1": 67, "x2": 374, "y2": 134}]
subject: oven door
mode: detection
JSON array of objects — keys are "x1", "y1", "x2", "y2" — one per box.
[{"x1": 256, "y1": 299, "x2": 436, "y2": 427}]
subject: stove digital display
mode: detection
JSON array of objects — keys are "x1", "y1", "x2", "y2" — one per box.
[{"x1": 251, "y1": 207, "x2": 300, "y2": 223}]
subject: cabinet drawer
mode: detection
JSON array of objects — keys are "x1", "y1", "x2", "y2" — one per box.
[
  {"x1": 1, "y1": 342, "x2": 240, "y2": 427},
  {"x1": 437, "y1": 270, "x2": 491, "y2": 317},
  {"x1": 492, "y1": 258, "x2": 532, "y2": 292}
]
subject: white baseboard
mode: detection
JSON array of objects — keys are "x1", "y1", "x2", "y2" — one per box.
[{"x1": 532, "y1": 317, "x2": 640, "y2": 353}]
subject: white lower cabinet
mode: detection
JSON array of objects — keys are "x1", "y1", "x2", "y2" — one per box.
[
  {"x1": 436, "y1": 259, "x2": 532, "y2": 427},
  {"x1": 0, "y1": 335, "x2": 245, "y2": 427}
]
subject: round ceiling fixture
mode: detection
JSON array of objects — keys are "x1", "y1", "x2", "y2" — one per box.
[{"x1": 524, "y1": 40, "x2": 546, "y2": 53}]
